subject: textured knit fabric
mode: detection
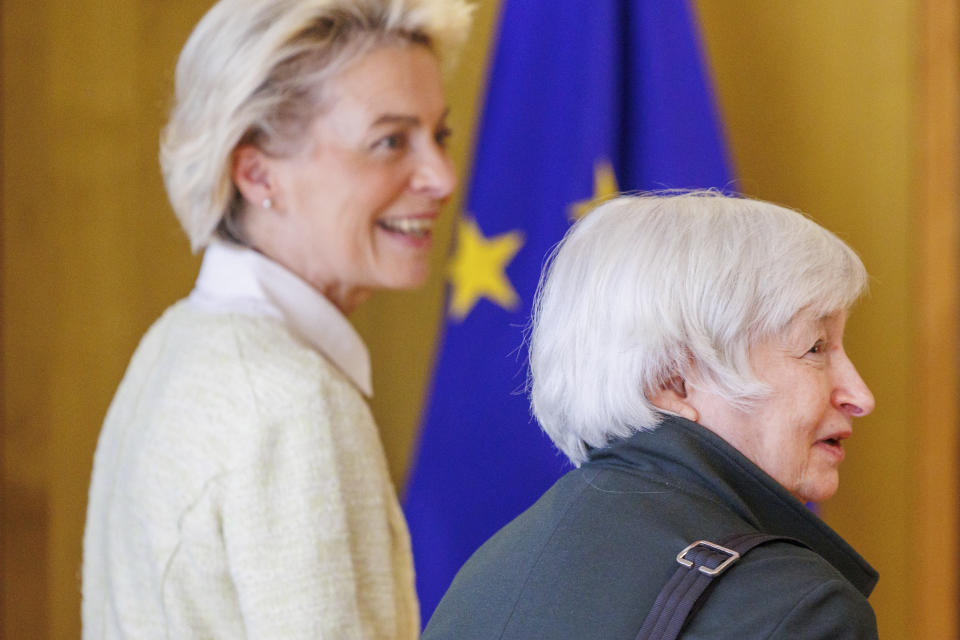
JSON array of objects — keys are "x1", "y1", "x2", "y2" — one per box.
[
  {"x1": 423, "y1": 415, "x2": 878, "y2": 639},
  {"x1": 83, "y1": 242, "x2": 418, "y2": 639}
]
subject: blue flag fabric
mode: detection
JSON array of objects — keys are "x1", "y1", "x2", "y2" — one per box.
[{"x1": 404, "y1": 0, "x2": 733, "y2": 622}]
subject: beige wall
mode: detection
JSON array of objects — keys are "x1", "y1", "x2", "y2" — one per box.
[{"x1": 2, "y1": 1, "x2": 955, "y2": 637}]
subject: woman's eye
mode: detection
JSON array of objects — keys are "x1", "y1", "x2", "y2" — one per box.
[
  {"x1": 375, "y1": 132, "x2": 407, "y2": 151},
  {"x1": 435, "y1": 126, "x2": 452, "y2": 147},
  {"x1": 807, "y1": 340, "x2": 826, "y2": 355}
]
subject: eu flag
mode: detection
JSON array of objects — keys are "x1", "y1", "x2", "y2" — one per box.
[{"x1": 404, "y1": 0, "x2": 733, "y2": 621}]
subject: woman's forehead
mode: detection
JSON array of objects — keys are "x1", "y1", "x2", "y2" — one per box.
[{"x1": 781, "y1": 308, "x2": 848, "y2": 341}]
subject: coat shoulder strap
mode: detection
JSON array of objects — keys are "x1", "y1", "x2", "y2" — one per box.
[{"x1": 635, "y1": 532, "x2": 806, "y2": 640}]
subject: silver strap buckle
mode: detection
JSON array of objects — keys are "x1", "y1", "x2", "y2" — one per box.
[{"x1": 676, "y1": 540, "x2": 741, "y2": 577}]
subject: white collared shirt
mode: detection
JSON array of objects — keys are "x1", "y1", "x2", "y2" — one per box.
[{"x1": 188, "y1": 240, "x2": 373, "y2": 397}]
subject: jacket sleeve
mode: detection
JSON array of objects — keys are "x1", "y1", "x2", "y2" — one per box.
[
  {"x1": 217, "y1": 382, "x2": 417, "y2": 639},
  {"x1": 766, "y1": 578, "x2": 879, "y2": 640}
]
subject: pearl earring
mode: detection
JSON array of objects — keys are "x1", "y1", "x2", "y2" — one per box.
[{"x1": 262, "y1": 197, "x2": 273, "y2": 209}]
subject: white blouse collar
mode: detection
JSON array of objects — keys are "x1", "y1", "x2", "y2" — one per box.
[{"x1": 188, "y1": 240, "x2": 373, "y2": 397}]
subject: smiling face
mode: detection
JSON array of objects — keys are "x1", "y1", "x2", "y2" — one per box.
[
  {"x1": 691, "y1": 309, "x2": 875, "y2": 503},
  {"x1": 238, "y1": 43, "x2": 455, "y2": 312}
]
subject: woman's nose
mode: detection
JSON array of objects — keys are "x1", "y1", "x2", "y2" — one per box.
[
  {"x1": 411, "y1": 145, "x2": 456, "y2": 199},
  {"x1": 833, "y1": 352, "x2": 875, "y2": 417}
]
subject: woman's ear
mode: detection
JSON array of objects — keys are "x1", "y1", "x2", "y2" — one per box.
[
  {"x1": 232, "y1": 145, "x2": 276, "y2": 211},
  {"x1": 648, "y1": 376, "x2": 699, "y2": 422}
]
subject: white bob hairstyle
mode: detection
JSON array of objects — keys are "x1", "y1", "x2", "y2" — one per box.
[
  {"x1": 529, "y1": 191, "x2": 868, "y2": 466},
  {"x1": 160, "y1": 0, "x2": 472, "y2": 251}
]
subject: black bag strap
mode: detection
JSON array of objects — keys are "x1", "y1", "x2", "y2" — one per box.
[{"x1": 635, "y1": 532, "x2": 804, "y2": 640}]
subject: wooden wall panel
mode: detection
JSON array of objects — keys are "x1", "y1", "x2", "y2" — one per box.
[
  {"x1": 915, "y1": 0, "x2": 960, "y2": 635},
  {"x1": 4, "y1": 2, "x2": 58, "y2": 636},
  {"x1": 2, "y1": 2, "x2": 209, "y2": 637}
]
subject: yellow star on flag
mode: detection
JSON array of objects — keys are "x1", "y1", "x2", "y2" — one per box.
[
  {"x1": 569, "y1": 159, "x2": 620, "y2": 220},
  {"x1": 447, "y1": 216, "x2": 525, "y2": 321}
]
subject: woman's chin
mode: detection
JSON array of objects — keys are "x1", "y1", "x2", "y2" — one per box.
[
  {"x1": 382, "y1": 263, "x2": 432, "y2": 290},
  {"x1": 793, "y1": 475, "x2": 839, "y2": 505}
]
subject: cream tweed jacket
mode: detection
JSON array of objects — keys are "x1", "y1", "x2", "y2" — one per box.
[{"x1": 82, "y1": 242, "x2": 419, "y2": 639}]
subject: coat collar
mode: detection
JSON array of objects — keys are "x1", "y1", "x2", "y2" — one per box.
[
  {"x1": 586, "y1": 415, "x2": 879, "y2": 596},
  {"x1": 188, "y1": 240, "x2": 373, "y2": 397}
]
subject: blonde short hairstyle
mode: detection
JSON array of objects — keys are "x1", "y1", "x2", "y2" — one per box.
[
  {"x1": 529, "y1": 191, "x2": 868, "y2": 465},
  {"x1": 160, "y1": 0, "x2": 472, "y2": 251}
]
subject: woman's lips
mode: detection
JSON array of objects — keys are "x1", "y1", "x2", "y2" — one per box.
[
  {"x1": 815, "y1": 432, "x2": 850, "y2": 461},
  {"x1": 376, "y1": 213, "x2": 437, "y2": 238}
]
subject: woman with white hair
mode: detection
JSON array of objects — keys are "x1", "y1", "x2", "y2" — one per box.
[
  {"x1": 424, "y1": 192, "x2": 878, "y2": 639},
  {"x1": 82, "y1": 0, "x2": 471, "y2": 637}
]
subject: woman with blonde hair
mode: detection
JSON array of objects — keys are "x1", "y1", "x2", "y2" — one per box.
[{"x1": 82, "y1": 0, "x2": 471, "y2": 636}]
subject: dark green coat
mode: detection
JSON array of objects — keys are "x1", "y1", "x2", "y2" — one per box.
[{"x1": 423, "y1": 416, "x2": 878, "y2": 639}]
